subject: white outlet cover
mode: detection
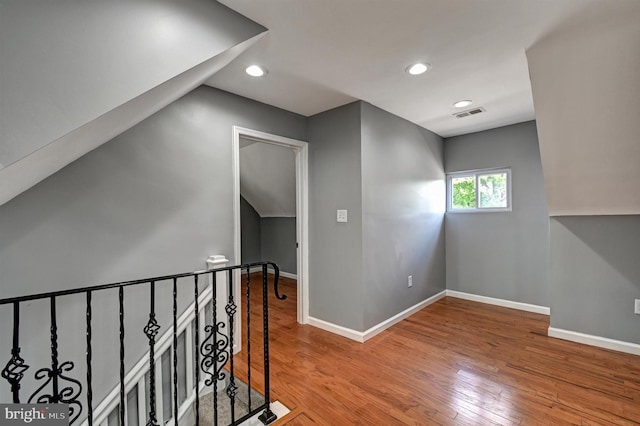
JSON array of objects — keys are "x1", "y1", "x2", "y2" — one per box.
[
  {"x1": 337, "y1": 209, "x2": 348, "y2": 223},
  {"x1": 635, "y1": 299, "x2": 640, "y2": 315}
]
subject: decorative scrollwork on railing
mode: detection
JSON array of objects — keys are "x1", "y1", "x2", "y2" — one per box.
[
  {"x1": 144, "y1": 311, "x2": 160, "y2": 426},
  {"x1": 28, "y1": 361, "x2": 83, "y2": 424},
  {"x1": 200, "y1": 321, "x2": 230, "y2": 386},
  {"x1": 225, "y1": 381, "x2": 238, "y2": 399},
  {"x1": 2, "y1": 348, "x2": 29, "y2": 402},
  {"x1": 144, "y1": 315, "x2": 161, "y2": 341}
]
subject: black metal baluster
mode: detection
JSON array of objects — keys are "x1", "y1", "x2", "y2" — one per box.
[
  {"x1": 50, "y1": 296, "x2": 60, "y2": 402},
  {"x1": 1, "y1": 301, "x2": 29, "y2": 403},
  {"x1": 29, "y1": 296, "x2": 83, "y2": 422},
  {"x1": 86, "y1": 292, "x2": 93, "y2": 426},
  {"x1": 119, "y1": 287, "x2": 126, "y2": 426},
  {"x1": 246, "y1": 266, "x2": 252, "y2": 411},
  {"x1": 226, "y1": 269, "x2": 237, "y2": 423},
  {"x1": 144, "y1": 282, "x2": 160, "y2": 426},
  {"x1": 193, "y1": 275, "x2": 200, "y2": 426},
  {"x1": 258, "y1": 264, "x2": 277, "y2": 425},
  {"x1": 172, "y1": 278, "x2": 178, "y2": 426},
  {"x1": 212, "y1": 271, "x2": 218, "y2": 426}
]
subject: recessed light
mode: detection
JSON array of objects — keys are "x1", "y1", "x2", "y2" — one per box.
[
  {"x1": 453, "y1": 100, "x2": 473, "y2": 108},
  {"x1": 245, "y1": 65, "x2": 266, "y2": 77},
  {"x1": 406, "y1": 62, "x2": 430, "y2": 75}
]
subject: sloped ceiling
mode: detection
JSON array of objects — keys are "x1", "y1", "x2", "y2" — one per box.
[
  {"x1": 240, "y1": 139, "x2": 296, "y2": 217},
  {"x1": 0, "y1": 0, "x2": 266, "y2": 206}
]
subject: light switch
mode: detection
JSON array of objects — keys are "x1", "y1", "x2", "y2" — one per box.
[{"x1": 337, "y1": 209, "x2": 348, "y2": 223}]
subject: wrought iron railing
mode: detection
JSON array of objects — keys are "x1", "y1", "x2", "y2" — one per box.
[{"x1": 1, "y1": 261, "x2": 285, "y2": 426}]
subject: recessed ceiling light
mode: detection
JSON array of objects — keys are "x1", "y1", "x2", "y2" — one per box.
[
  {"x1": 406, "y1": 62, "x2": 430, "y2": 75},
  {"x1": 246, "y1": 65, "x2": 266, "y2": 77},
  {"x1": 453, "y1": 100, "x2": 473, "y2": 108}
]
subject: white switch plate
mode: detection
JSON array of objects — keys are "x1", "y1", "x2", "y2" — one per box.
[
  {"x1": 408, "y1": 275, "x2": 413, "y2": 288},
  {"x1": 337, "y1": 209, "x2": 348, "y2": 223},
  {"x1": 635, "y1": 299, "x2": 640, "y2": 315}
]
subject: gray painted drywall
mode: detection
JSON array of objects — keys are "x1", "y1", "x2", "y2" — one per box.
[
  {"x1": 261, "y1": 217, "x2": 297, "y2": 275},
  {"x1": 0, "y1": 0, "x2": 264, "y2": 168},
  {"x1": 0, "y1": 86, "x2": 306, "y2": 406},
  {"x1": 360, "y1": 103, "x2": 446, "y2": 329},
  {"x1": 240, "y1": 141, "x2": 296, "y2": 217},
  {"x1": 308, "y1": 102, "x2": 364, "y2": 331},
  {"x1": 241, "y1": 196, "x2": 262, "y2": 264},
  {"x1": 527, "y1": 7, "x2": 640, "y2": 215},
  {"x1": 550, "y1": 216, "x2": 640, "y2": 344},
  {"x1": 444, "y1": 121, "x2": 550, "y2": 307}
]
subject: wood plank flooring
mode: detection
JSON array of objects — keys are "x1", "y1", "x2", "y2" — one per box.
[{"x1": 233, "y1": 277, "x2": 640, "y2": 425}]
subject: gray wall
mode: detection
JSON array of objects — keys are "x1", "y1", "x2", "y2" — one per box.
[
  {"x1": 444, "y1": 121, "x2": 550, "y2": 307},
  {"x1": 241, "y1": 197, "x2": 297, "y2": 274},
  {"x1": 308, "y1": 102, "x2": 364, "y2": 331},
  {"x1": 0, "y1": 86, "x2": 306, "y2": 405},
  {"x1": 261, "y1": 217, "x2": 297, "y2": 275},
  {"x1": 0, "y1": 0, "x2": 263, "y2": 167},
  {"x1": 360, "y1": 103, "x2": 446, "y2": 329},
  {"x1": 527, "y1": 7, "x2": 640, "y2": 215},
  {"x1": 240, "y1": 196, "x2": 262, "y2": 264},
  {"x1": 550, "y1": 216, "x2": 640, "y2": 344}
]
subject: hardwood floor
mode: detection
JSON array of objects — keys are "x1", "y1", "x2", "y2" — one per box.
[{"x1": 233, "y1": 276, "x2": 640, "y2": 425}]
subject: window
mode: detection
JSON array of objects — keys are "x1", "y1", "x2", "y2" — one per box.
[{"x1": 447, "y1": 168, "x2": 511, "y2": 212}]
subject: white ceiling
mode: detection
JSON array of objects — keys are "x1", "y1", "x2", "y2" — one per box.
[{"x1": 207, "y1": 0, "x2": 605, "y2": 137}]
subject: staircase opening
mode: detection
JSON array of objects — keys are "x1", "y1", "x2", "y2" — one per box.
[{"x1": 0, "y1": 260, "x2": 285, "y2": 426}]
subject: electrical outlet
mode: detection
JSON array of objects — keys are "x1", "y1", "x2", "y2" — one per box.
[
  {"x1": 337, "y1": 209, "x2": 348, "y2": 223},
  {"x1": 408, "y1": 275, "x2": 413, "y2": 288},
  {"x1": 635, "y1": 299, "x2": 640, "y2": 315}
]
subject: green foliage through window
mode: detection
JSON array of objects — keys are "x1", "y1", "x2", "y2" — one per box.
[
  {"x1": 479, "y1": 173, "x2": 507, "y2": 208},
  {"x1": 448, "y1": 169, "x2": 510, "y2": 211},
  {"x1": 451, "y1": 176, "x2": 476, "y2": 209}
]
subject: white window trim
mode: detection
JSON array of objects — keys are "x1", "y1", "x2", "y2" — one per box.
[{"x1": 447, "y1": 167, "x2": 512, "y2": 213}]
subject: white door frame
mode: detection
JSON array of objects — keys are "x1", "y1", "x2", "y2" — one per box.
[{"x1": 232, "y1": 126, "x2": 309, "y2": 337}]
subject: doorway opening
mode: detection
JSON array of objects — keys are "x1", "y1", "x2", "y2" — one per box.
[{"x1": 232, "y1": 127, "x2": 309, "y2": 347}]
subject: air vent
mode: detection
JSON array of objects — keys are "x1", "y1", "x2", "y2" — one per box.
[{"x1": 453, "y1": 107, "x2": 486, "y2": 119}]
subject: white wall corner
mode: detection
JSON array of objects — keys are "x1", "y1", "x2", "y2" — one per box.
[
  {"x1": 547, "y1": 327, "x2": 640, "y2": 356},
  {"x1": 307, "y1": 317, "x2": 365, "y2": 343},
  {"x1": 307, "y1": 290, "x2": 447, "y2": 344},
  {"x1": 446, "y1": 290, "x2": 550, "y2": 315},
  {"x1": 362, "y1": 290, "x2": 447, "y2": 341}
]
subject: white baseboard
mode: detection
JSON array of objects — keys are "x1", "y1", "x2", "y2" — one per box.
[
  {"x1": 307, "y1": 316, "x2": 365, "y2": 342},
  {"x1": 446, "y1": 290, "x2": 550, "y2": 315},
  {"x1": 241, "y1": 266, "x2": 297, "y2": 280},
  {"x1": 548, "y1": 327, "x2": 640, "y2": 356},
  {"x1": 308, "y1": 290, "x2": 447, "y2": 343},
  {"x1": 277, "y1": 270, "x2": 297, "y2": 280},
  {"x1": 363, "y1": 290, "x2": 447, "y2": 341}
]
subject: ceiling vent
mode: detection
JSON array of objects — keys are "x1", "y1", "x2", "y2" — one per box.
[{"x1": 453, "y1": 107, "x2": 486, "y2": 119}]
